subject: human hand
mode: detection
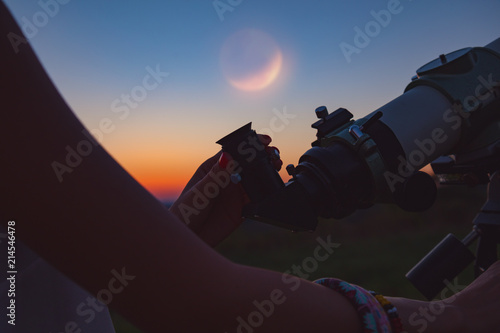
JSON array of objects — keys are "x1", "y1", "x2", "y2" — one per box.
[{"x1": 169, "y1": 134, "x2": 282, "y2": 246}]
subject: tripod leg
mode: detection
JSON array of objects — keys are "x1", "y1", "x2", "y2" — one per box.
[{"x1": 474, "y1": 225, "x2": 499, "y2": 277}]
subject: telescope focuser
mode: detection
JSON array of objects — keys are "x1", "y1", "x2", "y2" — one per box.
[{"x1": 217, "y1": 106, "x2": 437, "y2": 231}]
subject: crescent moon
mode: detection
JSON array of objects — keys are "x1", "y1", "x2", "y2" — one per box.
[
  {"x1": 228, "y1": 50, "x2": 283, "y2": 91},
  {"x1": 220, "y1": 29, "x2": 283, "y2": 92}
]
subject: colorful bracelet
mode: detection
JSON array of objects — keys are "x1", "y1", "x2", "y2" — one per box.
[
  {"x1": 369, "y1": 291, "x2": 404, "y2": 333},
  {"x1": 314, "y1": 278, "x2": 391, "y2": 333}
]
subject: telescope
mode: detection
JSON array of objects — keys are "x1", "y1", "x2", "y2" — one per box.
[{"x1": 217, "y1": 38, "x2": 500, "y2": 299}]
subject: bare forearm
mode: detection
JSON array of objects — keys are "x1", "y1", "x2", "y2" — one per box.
[
  {"x1": 387, "y1": 297, "x2": 463, "y2": 333},
  {"x1": 220, "y1": 264, "x2": 363, "y2": 333}
]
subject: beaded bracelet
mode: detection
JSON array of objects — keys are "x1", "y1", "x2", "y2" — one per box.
[
  {"x1": 314, "y1": 278, "x2": 391, "y2": 333},
  {"x1": 369, "y1": 291, "x2": 404, "y2": 333}
]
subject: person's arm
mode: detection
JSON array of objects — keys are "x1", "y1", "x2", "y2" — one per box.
[
  {"x1": 387, "y1": 297, "x2": 462, "y2": 333},
  {"x1": 1, "y1": 3, "x2": 361, "y2": 332},
  {"x1": 3, "y1": 2, "x2": 500, "y2": 332},
  {"x1": 388, "y1": 258, "x2": 500, "y2": 333}
]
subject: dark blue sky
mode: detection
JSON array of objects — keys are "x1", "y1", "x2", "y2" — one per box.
[{"x1": 4, "y1": 0, "x2": 500, "y2": 199}]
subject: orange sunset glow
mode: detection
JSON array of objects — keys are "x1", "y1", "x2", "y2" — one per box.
[
  {"x1": 13, "y1": 0, "x2": 497, "y2": 205},
  {"x1": 117, "y1": 154, "x2": 196, "y2": 201}
]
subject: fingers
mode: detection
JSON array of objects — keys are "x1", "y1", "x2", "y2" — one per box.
[
  {"x1": 217, "y1": 153, "x2": 251, "y2": 207},
  {"x1": 258, "y1": 134, "x2": 272, "y2": 146},
  {"x1": 182, "y1": 134, "x2": 280, "y2": 197},
  {"x1": 257, "y1": 134, "x2": 283, "y2": 171},
  {"x1": 219, "y1": 134, "x2": 282, "y2": 172},
  {"x1": 180, "y1": 151, "x2": 222, "y2": 196},
  {"x1": 266, "y1": 146, "x2": 283, "y2": 171},
  {"x1": 172, "y1": 161, "x2": 237, "y2": 227},
  {"x1": 218, "y1": 151, "x2": 232, "y2": 169}
]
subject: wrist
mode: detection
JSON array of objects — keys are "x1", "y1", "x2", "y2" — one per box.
[{"x1": 387, "y1": 297, "x2": 464, "y2": 333}]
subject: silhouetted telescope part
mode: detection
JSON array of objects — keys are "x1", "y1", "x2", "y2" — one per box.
[
  {"x1": 218, "y1": 37, "x2": 500, "y2": 299},
  {"x1": 218, "y1": 37, "x2": 500, "y2": 232}
]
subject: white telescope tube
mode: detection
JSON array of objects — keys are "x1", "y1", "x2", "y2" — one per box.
[{"x1": 367, "y1": 38, "x2": 500, "y2": 171}]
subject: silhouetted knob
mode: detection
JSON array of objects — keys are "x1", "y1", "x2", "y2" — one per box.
[{"x1": 315, "y1": 106, "x2": 328, "y2": 119}]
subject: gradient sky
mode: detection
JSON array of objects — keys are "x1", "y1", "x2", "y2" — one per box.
[{"x1": 5, "y1": 0, "x2": 500, "y2": 201}]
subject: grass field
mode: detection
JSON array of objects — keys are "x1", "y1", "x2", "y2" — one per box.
[{"x1": 111, "y1": 184, "x2": 492, "y2": 332}]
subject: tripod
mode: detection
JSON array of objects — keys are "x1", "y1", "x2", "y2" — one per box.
[{"x1": 406, "y1": 161, "x2": 500, "y2": 300}]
